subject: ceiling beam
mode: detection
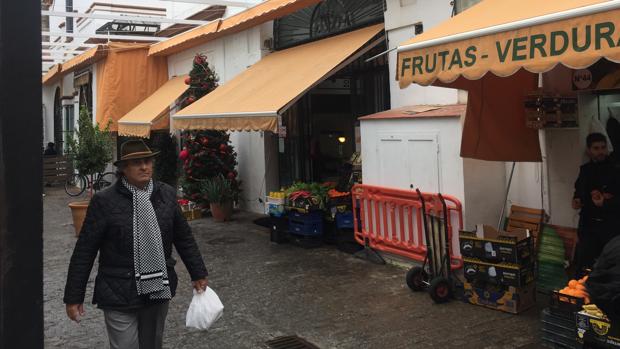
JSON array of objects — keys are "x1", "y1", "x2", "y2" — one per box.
[
  {"x1": 42, "y1": 42, "x2": 97, "y2": 49},
  {"x1": 42, "y1": 31, "x2": 168, "y2": 42},
  {"x1": 42, "y1": 10, "x2": 213, "y2": 26},
  {"x1": 42, "y1": 49, "x2": 87, "y2": 54},
  {"x1": 158, "y1": 0, "x2": 258, "y2": 7}
]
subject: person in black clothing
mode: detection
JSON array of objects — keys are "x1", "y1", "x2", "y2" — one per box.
[
  {"x1": 43, "y1": 142, "x2": 57, "y2": 156},
  {"x1": 64, "y1": 140, "x2": 208, "y2": 349},
  {"x1": 573, "y1": 132, "x2": 620, "y2": 278}
]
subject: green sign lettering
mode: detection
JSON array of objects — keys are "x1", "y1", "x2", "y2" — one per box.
[
  {"x1": 512, "y1": 36, "x2": 528, "y2": 61},
  {"x1": 530, "y1": 34, "x2": 547, "y2": 58},
  {"x1": 550, "y1": 30, "x2": 569, "y2": 56},
  {"x1": 425, "y1": 53, "x2": 437, "y2": 73},
  {"x1": 572, "y1": 25, "x2": 591, "y2": 52},
  {"x1": 449, "y1": 49, "x2": 463, "y2": 69},
  {"x1": 595, "y1": 22, "x2": 616, "y2": 50},
  {"x1": 496, "y1": 39, "x2": 512, "y2": 63},
  {"x1": 464, "y1": 46, "x2": 477, "y2": 67}
]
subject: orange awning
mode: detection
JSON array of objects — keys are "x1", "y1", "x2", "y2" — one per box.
[
  {"x1": 61, "y1": 45, "x2": 107, "y2": 75},
  {"x1": 397, "y1": 0, "x2": 620, "y2": 87},
  {"x1": 42, "y1": 64, "x2": 62, "y2": 85},
  {"x1": 173, "y1": 24, "x2": 384, "y2": 132},
  {"x1": 117, "y1": 75, "x2": 189, "y2": 138},
  {"x1": 96, "y1": 43, "x2": 169, "y2": 132},
  {"x1": 148, "y1": 0, "x2": 322, "y2": 57}
]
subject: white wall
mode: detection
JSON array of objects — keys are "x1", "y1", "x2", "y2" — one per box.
[
  {"x1": 385, "y1": 0, "x2": 459, "y2": 108},
  {"x1": 361, "y1": 117, "x2": 465, "y2": 204},
  {"x1": 168, "y1": 22, "x2": 274, "y2": 213},
  {"x1": 42, "y1": 83, "x2": 60, "y2": 145}
]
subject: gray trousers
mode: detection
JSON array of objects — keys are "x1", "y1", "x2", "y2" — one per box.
[{"x1": 103, "y1": 302, "x2": 169, "y2": 349}]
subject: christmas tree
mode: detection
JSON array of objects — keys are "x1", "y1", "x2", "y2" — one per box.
[
  {"x1": 178, "y1": 54, "x2": 240, "y2": 206},
  {"x1": 178, "y1": 53, "x2": 219, "y2": 108}
]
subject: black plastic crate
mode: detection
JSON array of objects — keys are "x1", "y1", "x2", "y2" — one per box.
[{"x1": 550, "y1": 291, "x2": 585, "y2": 320}]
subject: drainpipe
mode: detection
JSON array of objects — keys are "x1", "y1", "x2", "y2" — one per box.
[{"x1": 66, "y1": 0, "x2": 73, "y2": 33}]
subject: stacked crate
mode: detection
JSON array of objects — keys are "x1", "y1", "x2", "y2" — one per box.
[{"x1": 459, "y1": 225, "x2": 536, "y2": 314}]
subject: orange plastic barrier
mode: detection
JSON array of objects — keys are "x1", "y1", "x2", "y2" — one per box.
[{"x1": 352, "y1": 184, "x2": 463, "y2": 269}]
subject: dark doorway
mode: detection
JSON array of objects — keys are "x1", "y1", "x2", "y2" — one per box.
[{"x1": 53, "y1": 86, "x2": 64, "y2": 153}]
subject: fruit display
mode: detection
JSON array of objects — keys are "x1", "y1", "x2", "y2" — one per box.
[{"x1": 559, "y1": 275, "x2": 591, "y2": 304}]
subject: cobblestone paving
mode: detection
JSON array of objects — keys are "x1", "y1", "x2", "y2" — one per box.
[{"x1": 44, "y1": 187, "x2": 542, "y2": 349}]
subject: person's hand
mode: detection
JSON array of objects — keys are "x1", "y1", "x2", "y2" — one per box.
[
  {"x1": 572, "y1": 198, "x2": 582, "y2": 209},
  {"x1": 192, "y1": 278, "x2": 208, "y2": 294},
  {"x1": 591, "y1": 190, "x2": 604, "y2": 207},
  {"x1": 66, "y1": 304, "x2": 84, "y2": 323}
]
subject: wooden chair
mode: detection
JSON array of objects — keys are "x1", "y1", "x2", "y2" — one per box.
[{"x1": 506, "y1": 205, "x2": 546, "y2": 248}]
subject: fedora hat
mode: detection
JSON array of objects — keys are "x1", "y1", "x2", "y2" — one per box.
[{"x1": 114, "y1": 139, "x2": 160, "y2": 166}]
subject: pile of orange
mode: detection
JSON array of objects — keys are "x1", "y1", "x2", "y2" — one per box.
[
  {"x1": 328, "y1": 189, "x2": 349, "y2": 198},
  {"x1": 559, "y1": 275, "x2": 590, "y2": 304}
]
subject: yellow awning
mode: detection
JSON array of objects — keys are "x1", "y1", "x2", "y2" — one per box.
[
  {"x1": 117, "y1": 75, "x2": 188, "y2": 138},
  {"x1": 397, "y1": 0, "x2": 620, "y2": 87},
  {"x1": 42, "y1": 64, "x2": 62, "y2": 85},
  {"x1": 62, "y1": 45, "x2": 107, "y2": 74},
  {"x1": 148, "y1": 0, "x2": 322, "y2": 57},
  {"x1": 173, "y1": 24, "x2": 384, "y2": 132}
]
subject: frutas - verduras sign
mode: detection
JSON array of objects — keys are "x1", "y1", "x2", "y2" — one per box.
[{"x1": 397, "y1": 9, "x2": 620, "y2": 87}]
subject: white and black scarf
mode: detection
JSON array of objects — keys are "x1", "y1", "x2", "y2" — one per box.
[{"x1": 122, "y1": 178, "x2": 172, "y2": 300}]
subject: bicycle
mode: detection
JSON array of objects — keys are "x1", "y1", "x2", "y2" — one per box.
[{"x1": 65, "y1": 171, "x2": 117, "y2": 197}]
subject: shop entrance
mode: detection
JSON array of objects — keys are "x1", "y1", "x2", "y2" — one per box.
[{"x1": 278, "y1": 42, "x2": 390, "y2": 186}]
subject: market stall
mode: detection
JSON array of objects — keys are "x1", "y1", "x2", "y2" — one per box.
[{"x1": 395, "y1": 0, "x2": 620, "y2": 346}]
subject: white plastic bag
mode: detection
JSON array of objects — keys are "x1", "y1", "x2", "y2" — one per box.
[{"x1": 185, "y1": 287, "x2": 224, "y2": 330}]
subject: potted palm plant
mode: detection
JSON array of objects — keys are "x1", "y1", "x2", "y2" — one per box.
[
  {"x1": 201, "y1": 174, "x2": 234, "y2": 222},
  {"x1": 65, "y1": 107, "x2": 113, "y2": 235}
]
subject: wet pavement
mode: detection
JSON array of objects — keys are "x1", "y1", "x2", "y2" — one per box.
[{"x1": 43, "y1": 187, "x2": 542, "y2": 348}]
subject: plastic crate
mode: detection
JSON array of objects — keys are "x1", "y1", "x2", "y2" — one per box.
[
  {"x1": 287, "y1": 232, "x2": 322, "y2": 249},
  {"x1": 549, "y1": 290, "x2": 585, "y2": 320},
  {"x1": 336, "y1": 211, "x2": 354, "y2": 229},
  {"x1": 288, "y1": 211, "x2": 324, "y2": 236}
]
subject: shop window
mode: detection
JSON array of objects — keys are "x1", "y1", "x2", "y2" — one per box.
[
  {"x1": 274, "y1": 0, "x2": 384, "y2": 50},
  {"x1": 63, "y1": 104, "x2": 75, "y2": 154}
]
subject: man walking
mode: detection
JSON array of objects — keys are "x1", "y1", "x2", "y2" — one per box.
[
  {"x1": 64, "y1": 139, "x2": 208, "y2": 349},
  {"x1": 573, "y1": 132, "x2": 620, "y2": 278}
]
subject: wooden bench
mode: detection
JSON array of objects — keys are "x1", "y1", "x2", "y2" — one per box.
[{"x1": 43, "y1": 155, "x2": 73, "y2": 185}]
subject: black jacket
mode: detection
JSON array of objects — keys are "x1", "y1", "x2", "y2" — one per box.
[
  {"x1": 574, "y1": 159, "x2": 620, "y2": 229},
  {"x1": 63, "y1": 180, "x2": 208, "y2": 309}
]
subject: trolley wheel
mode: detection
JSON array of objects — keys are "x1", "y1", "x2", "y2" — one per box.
[
  {"x1": 429, "y1": 277, "x2": 452, "y2": 303},
  {"x1": 406, "y1": 266, "x2": 427, "y2": 292}
]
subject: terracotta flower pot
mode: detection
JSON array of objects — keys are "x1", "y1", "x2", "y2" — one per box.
[
  {"x1": 68, "y1": 201, "x2": 90, "y2": 237},
  {"x1": 210, "y1": 201, "x2": 233, "y2": 222}
]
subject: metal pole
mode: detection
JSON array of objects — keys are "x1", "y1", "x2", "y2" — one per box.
[{"x1": 497, "y1": 162, "x2": 516, "y2": 230}]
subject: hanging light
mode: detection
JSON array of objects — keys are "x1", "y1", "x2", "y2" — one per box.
[{"x1": 338, "y1": 136, "x2": 346, "y2": 144}]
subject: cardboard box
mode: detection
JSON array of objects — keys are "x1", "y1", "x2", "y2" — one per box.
[
  {"x1": 182, "y1": 208, "x2": 202, "y2": 221},
  {"x1": 459, "y1": 225, "x2": 534, "y2": 265},
  {"x1": 461, "y1": 281, "x2": 536, "y2": 314},
  {"x1": 577, "y1": 311, "x2": 620, "y2": 348},
  {"x1": 463, "y1": 257, "x2": 535, "y2": 287}
]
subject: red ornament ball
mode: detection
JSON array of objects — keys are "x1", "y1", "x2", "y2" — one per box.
[
  {"x1": 193, "y1": 55, "x2": 204, "y2": 65},
  {"x1": 186, "y1": 96, "x2": 196, "y2": 104},
  {"x1": 227, "y1": 172, "x2": 236, "y2": 179},
  {"x1": 179, "y1": 149, "x2": 189, "y2": 160},
  {"x1": 184, "y1": 77, "x2": 191, "y2": 85},
  {"x1": 219, "y1": 144, "x2": 227, "y2": 151}
]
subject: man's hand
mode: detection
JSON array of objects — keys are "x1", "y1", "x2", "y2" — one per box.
[
  {"x1": 572, "y1": 198, "x2": 582, "y2": 209},
  {"x1": 192, "y1": 278, "x2": 208, "y2": 294},
  {"x1": 66, "y1": 304, "x2": 84, "y2": 323},
  {"x1": 592, "y1": 190, "x2": 605, "y2": 207}
]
